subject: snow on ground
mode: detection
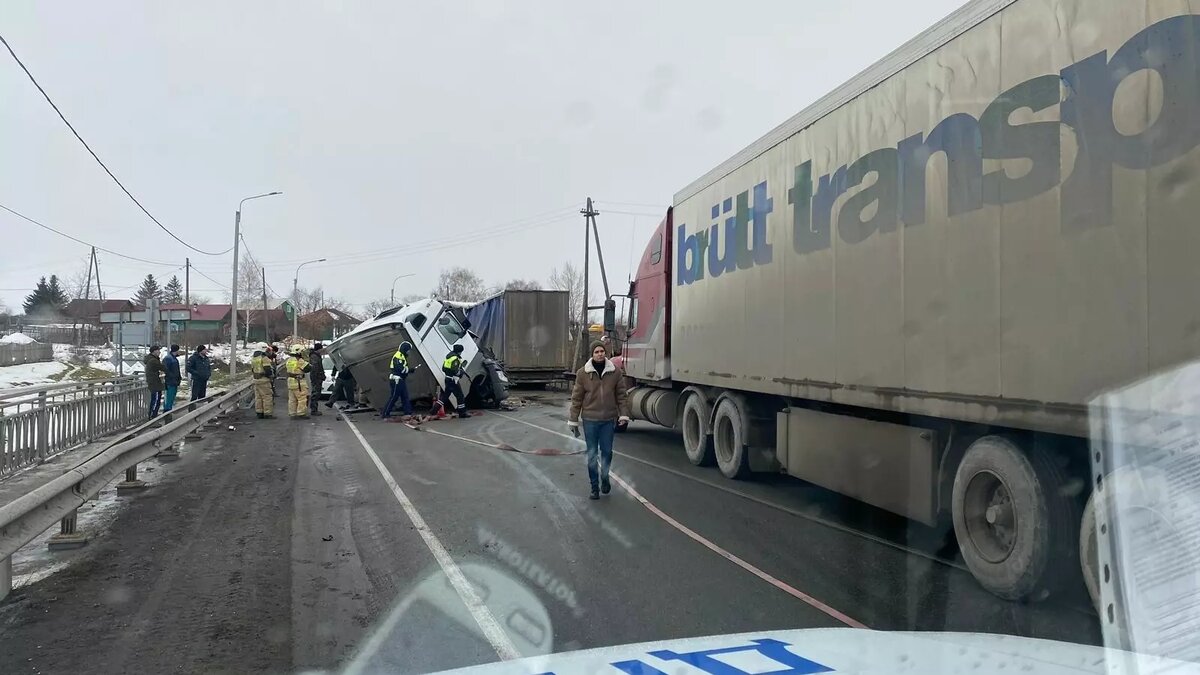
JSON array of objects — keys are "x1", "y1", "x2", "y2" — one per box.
[
  {"x1": 0, "y1": 342, "x2": 257, "y2": 392},
  {"x1": 0, "y1": 332, "x2": 37, "y2": 345},
  {"x1": 0, "y1": 361, "x2": 69, "y2": 389}
]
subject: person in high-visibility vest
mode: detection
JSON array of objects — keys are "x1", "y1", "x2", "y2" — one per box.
[
  {"x1": 381, "y1": 341, "x2": 414, "y2": 420},
  {"x1": 285, "y1": 344, "x2": 312, "y2": 419},
  {"x1": 250, "y1": 344, "x2": 275, "y2": 419},
  {"x1": 439, "y1": 344, "x2": 469, "y2": 419}
]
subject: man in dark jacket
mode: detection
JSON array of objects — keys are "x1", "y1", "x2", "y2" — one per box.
[
  {"x1": 186, "y1": 344, "x2": 212, "y2": 401},
  {"x1": 326, "y1": 365, "x2": 357, "y2": 409},
  {"x1": 308, "y1": 342, "x2": 326, "y2": 416},
  {"x1": 162, "y1": 344, "x2": 182, "y2": 412},
  {"x1": 381, "y1": 341, "x2": 413, "y2": 420},
  {"x1": 439, "y1": 344, "x2": 469, "y2": 419},
  {"x1": 144, "y1": 345, "x2": 166, "y2": 418}
]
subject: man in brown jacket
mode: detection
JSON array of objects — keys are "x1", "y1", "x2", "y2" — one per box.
[
  {"x1": 569, "y1": 341, "x2": 631, "y2": 499},
  {"x1": 143, "y1": 345, "x2": 166, "y2": 419}
]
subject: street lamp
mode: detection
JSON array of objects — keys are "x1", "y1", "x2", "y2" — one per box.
[
  {"x1": 293, "y1": 258, "x2": 326, "y2": 338},
  {"x1": 230, "y1": 191, "x2": 282, "y2": 376},
  {"x1": 391, "y1": 273, "x2": 415, "y2": 304}
]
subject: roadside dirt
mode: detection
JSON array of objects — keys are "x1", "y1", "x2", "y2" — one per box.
[{"x1": 0, "y1": 407, "x2": 298, "y2": 674}]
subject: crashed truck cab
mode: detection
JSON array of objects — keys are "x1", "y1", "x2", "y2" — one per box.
[{"x1": 325, "y1": 298, "x2": 509, "y2": 412}]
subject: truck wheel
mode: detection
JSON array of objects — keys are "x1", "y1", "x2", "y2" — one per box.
[
  {"x1": 712, "y1": 398, "x2": 751, "y2": 479},
  {"x1": 951, "y1": 435, "x2": 1077, "y2": 600},
  {"x1": 681, "y1": 394, "x2": 714, "y2": 466}
]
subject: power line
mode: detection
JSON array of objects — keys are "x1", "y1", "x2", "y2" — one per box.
[
  {"x1": 596, "y1": 200, "x2": 670, "y2": 210},
  {"x1": 191, "y1": 204, "x2": 582, "y2": 271},
  {"x1": 0, "y1": 32, "x2": 231, "y2": 257},
  {"x1": 190, "y1": 266, "x2": 230, "y2": 291},
  {"x1": 0, "y1": 202, "x2": 179, "y2": 266}
]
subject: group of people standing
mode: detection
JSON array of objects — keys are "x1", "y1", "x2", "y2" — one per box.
[
  {"x1": 249, "y1": 341, "x2": 331, "y2": 420},
  {"x1": 143, "y1": 344, "x2": 215, "y2": 418}
]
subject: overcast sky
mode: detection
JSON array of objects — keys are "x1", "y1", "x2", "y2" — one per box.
[{"x1": 1, "y1": 0, "x2": 965, "y2": 314}]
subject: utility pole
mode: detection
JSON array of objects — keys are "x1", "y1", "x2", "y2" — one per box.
[
  {"x1": 262, "y1": 268, "x2": 270, "y2": 343},
  {"x1": 230, "y1": 209, "x2": 241, "y2": 375},
  {"x1": 78, "y1": 247, "x2": 96, "y2": 347},
  {"x1": 184, "y1": 257, "x2": 190, "y2": 351},
  {"x1": 581, "y1": 198, "x2": 595, "y2": 333}
]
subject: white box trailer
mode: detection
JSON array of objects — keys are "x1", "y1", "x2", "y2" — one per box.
[{"x1": 619, "y1": 0, "x2": 1200, "y2": 604}]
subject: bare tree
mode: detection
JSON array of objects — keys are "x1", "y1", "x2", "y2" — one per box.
[
  {"x1": 63, "y1": 258, "x2": 94, "y2": 300},
  {"x1": 361, "y1": 298, "x2": 395, "y2": 318},
  {"x1": 549, "y1": 261, "x2": 590, "y2": 322},
  {"x1": 505, "y1": 278, "x2": 541, "y2": 291},
  {"x1": 225, "y1": 254, "x2": 264, "y2": 304},
  {"x1": 432, "y1": 267, "x2": 489, "y2": 302},
  {"x1": 292, "y1": 285, "x2": 352, "y2": 317},
  {"x1": 188, "y1": 294, "x2": 213, "y2": 305}
]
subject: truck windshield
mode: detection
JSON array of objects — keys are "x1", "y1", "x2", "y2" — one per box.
[{"x1": 435, "y1": 312, "x2": 467, "y2": 344}]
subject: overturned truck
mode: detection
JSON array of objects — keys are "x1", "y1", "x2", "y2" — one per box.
[{"x1": 326, "y1": 299, "x2": 510, "y2": 412}]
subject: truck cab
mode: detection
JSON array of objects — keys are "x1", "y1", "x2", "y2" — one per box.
[{"x1": 619, "y1": 209, "x2": 672, "y2": 384}]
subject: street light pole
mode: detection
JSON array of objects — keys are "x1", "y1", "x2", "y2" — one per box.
[
  {"x1": 293, "y1": 258, "x2": 326, "y2": 339},
  {"x1": 230, "y1": 191, "x2": 282, "y2": 377},
  {"x1": 391, "y1": 273, "x2": 415, "y2": 305}
]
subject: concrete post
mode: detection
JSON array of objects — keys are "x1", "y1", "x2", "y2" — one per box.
[
  {"x1": 35, "y1": 390, "x2": 48, "y2": 460},
  {"x1": 116, "y1": 464, "x2": 148, "y2": 493},
  {"x1": 47, "y1": 508, "x2": 88, "y2": 550},
  {"x1": 0, "y1": 555, "x2": 11, "y2": 602}
]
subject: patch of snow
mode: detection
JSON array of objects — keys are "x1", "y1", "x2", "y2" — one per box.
[
  {"x1": 0, "y1": 361, "x2": 69, "y2": 389},
  {"x1": 0, "y1": 332, "x2": 37, "y2": 345}
]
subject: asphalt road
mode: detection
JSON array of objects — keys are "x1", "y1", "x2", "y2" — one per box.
[{"x1": 0, "y1": 391, "x2": 1101, "y2": 674}]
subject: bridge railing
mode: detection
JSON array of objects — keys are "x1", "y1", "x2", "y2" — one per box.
[{"x1": 0, "y1": 376, "x2": 148, "y2": 477}]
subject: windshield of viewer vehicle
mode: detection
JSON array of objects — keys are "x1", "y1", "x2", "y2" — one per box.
[{"x1": 1, "y1": 1, "x2": 1199, "y2": 673}]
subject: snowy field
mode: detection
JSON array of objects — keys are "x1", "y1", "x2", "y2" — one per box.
[{"x1": 0, "y1": 342, "x2": 255, "y2": 391}]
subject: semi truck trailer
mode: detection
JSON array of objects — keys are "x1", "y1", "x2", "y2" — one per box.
[{"x1": 614, "y1": 0, "x2": 1200, "y2": 603}]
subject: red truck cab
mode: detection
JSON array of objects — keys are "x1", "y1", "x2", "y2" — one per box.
[{"x1": 615, "y1": 209, "x2": 672, "y2": 384}]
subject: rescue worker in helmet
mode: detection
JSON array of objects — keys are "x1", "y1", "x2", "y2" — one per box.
[
  {"x1": 285, "y1": 344, "x2": 312, "y2": 419},
  {"x1": 440, "y1": 343, "x2": 469, "y2": 419},
  {"x1": 250, "y1": 343, "x2": 276, "y2": 419},
  {"x1": 381, "y1": 341, "x2": 414, "y2": 420}
]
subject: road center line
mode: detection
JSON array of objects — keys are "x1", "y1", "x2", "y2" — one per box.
[
  {"x1": 487, "y1": 411, "x2": 868, "y2": 629},
  {"x1": 492, "y1": 410, "x2": 967, "y2": 572},
  {"x1": 343, "y1": 418, "x2": 521, "y2": 661}
]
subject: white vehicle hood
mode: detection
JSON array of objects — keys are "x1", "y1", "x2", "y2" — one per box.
[{"x1": 433, "y1": 628, "x2": 1196, "y2": 675}]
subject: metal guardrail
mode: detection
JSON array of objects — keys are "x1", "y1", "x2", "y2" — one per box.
[
  {"x1": 0, "y1": 376, "x2": 147, "y2": 477},
  {"x1": 0, "y1": 380, "x2": 252, "y2": 600}
]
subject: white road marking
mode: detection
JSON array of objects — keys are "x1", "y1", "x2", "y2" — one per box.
[
  {"x1": 343, "y1": 418, "x2": 520, "y2": 661},
  {"x1": 486, "y1": 411, "x2": 867, "y2": 629}
]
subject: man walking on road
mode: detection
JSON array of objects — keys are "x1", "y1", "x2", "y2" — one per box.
[
  {"x1": 381, "y1": 341, "x2": 414, "y2": 420},
  {"x1": 250, "y1": 344, "x2": 275, "y2": 419},
  {"x1": 568, "y1": 341, "x2": 631, "y2": 500},
  {"x1": 162, "y1": 344, "x2": 182, "y2": 412},
  {"x1": 440, "y1": 344, "x2": 469, "y2": 419},
  {"x1": 186, "y1": 345, "x2": 212, "y2": 401},
  {"x1": 285, "y1": 344, "x2": 312, "y2": 419},
  {"x1": 308, "y1": 342, "x2": 326, "y2": 416},
  {"x1": 144, "y1": 345, "x2": 166, "y2": 419}
]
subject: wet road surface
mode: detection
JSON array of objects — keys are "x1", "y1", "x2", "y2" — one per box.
[{"x1": 0, "y1": 392, "x2": 1100, "y2": 673}]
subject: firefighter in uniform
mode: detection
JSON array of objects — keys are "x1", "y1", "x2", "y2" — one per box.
[
  {"x1": 440, "y1": 344, "x2": 469, "y2": 419},
  {"x1": 250, "y1": 344, "x2": 275, "y2": 418},
  {"x1": 285, "y1": 344, "x2": 312, "y2": 419}
]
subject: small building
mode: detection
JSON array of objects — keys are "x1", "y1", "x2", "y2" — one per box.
[
  {"x1": 159, "y1": 304, "x2": 232, "y2": 345},
  {"x1": 298, "y1": 308, "x2": 360, "y2": 341},
  {"x1": 238, "y1": 308, "x2": 292, "y2": 343}
]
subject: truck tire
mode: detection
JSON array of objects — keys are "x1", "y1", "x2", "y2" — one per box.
[
  {"x1": 681, "y1": 393, "x2": 715, "y2": 466},
  {"x1": 951, "y1": 435, "x2": 1078, "y2": 600},
  {"x1": 712, "y1": 398, "x2": 751, "y2": 479}
]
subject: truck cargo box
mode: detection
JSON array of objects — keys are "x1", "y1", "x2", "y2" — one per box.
[
  {"x1": 668, "y1": 0, "x2": 1200, "y2": 438},
  {"x1": 466, "y1": 290, "x2": 570, "y2": 384}
]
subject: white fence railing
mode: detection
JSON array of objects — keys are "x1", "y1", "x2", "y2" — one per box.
[{"x1": 0, "y1": 376, "x2": 147, "y2": 477}]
